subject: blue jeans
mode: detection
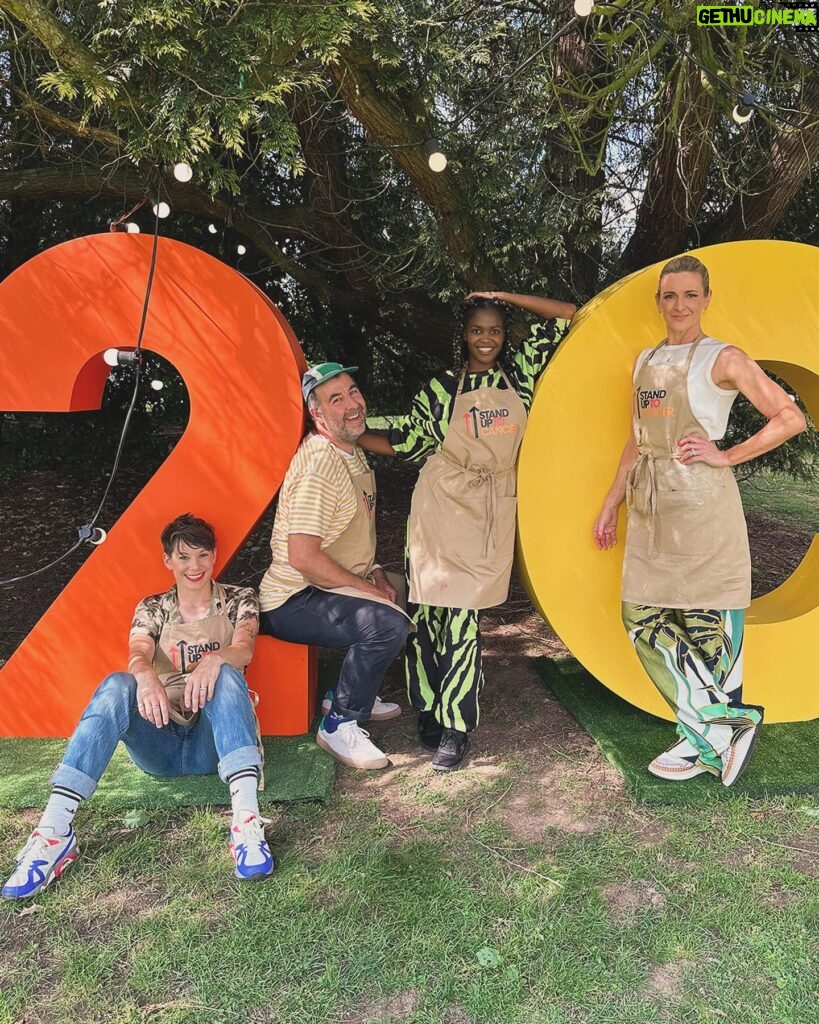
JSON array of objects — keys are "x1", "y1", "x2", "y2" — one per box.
[
  {"x1": 260, "y1": 587, "x2": 410, "y2": 721},
  {"x1": 51, "y1": 665, "x2": 262, "y2": 799}
]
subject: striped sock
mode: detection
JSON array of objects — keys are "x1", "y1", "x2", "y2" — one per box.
[
  {"x1": 227, "y1": 767, "x2": 260, "y2": 818},
  {"x1": 38, "y1": 785, "x2": 82, "y2": 836}
]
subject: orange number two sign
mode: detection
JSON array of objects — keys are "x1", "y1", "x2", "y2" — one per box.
[{"x1": 0, "y1": 233, "x2": 312, "y2": 737}]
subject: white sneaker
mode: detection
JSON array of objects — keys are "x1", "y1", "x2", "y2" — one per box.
[
  {"x1": 320, "y1": 692, "x2": 402, "y2": 722},
  {"x1": 648, "y1": 752, "x2": 707, "y2": 781},
  {"x1": 229, "y1": 813, "x2": 275, "y2": 881},
  {"x1": 316, "y1": 720, "x2": 390, "y2": 769},
  {"x1": 2, "y1": 827, "x2": 79, "y2": 900}
]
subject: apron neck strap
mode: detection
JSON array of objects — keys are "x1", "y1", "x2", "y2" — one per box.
[
  {"x1": 648, "y1": 335, "x2": 707, "y2": 370},
  {"x1": 456, "y1": 364, "x2": 510, "y2": 398}
]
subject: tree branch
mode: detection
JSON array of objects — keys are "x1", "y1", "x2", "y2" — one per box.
[{"x1": 705, "y1": 79, "x2": 819, "y2": 244}]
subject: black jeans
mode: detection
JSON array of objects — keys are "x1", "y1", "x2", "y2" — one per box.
[{"x1": 260, "y1": 587, "x2": 410, "y2": 721}]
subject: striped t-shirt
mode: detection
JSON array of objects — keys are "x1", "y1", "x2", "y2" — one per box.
[{"x1": 259, "y1": 431, "x2": 371, "y2": 611}]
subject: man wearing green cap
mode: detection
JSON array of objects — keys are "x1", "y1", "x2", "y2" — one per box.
[{"x1": 258, "y1": 363, "x2": 411, "y2": 769}]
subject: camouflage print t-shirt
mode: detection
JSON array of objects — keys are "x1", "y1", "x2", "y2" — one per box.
[
  {"x1": 129, "y1": 582, "x2": 259, "y2": 725},
  {"x1": 130, "y1": 583, "x2": 259, "y2": 649}
]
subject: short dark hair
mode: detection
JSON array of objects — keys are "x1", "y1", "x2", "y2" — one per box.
[{"x1": 161, "y1": 513, "x2": 216, "y2": 555}]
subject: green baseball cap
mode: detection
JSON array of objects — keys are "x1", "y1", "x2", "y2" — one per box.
[{"x1": 302, "y1": 361, "x2": 359, "y2": 401}]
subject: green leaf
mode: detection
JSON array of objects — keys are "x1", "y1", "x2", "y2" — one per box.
[
  {"x1": 476, "y1": 946, "x2": 503, "y2": 969},
  {"x1": 122, "y1": 809, "x2": 152, "y2": 829}
]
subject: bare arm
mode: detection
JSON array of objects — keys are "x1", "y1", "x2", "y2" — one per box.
[
  {"x1": 466, "y1": 290, "x2": 577, "y2": 321},
  {"x1": 678, "y1": 346, "x2": 807, "y2": 468},
  {"x1": 288, "y1": 533, "x2": 387, "y2": 600},
  {"x1": 358, "y1": 429, "x2": 397, "y2": 457},
  {"x1": 593, "y1": 434, "x2": 638, "y2": 550},
  {"x1": 128, "y1": 634, "x2": 170, "y2": 728},
  {"x1": 183, "y1": 613, "x2": 259, "y2": 713}
]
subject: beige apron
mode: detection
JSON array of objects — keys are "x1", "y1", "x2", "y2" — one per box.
[
  {"x1": 622, "y1": 338, "x2": 751, "y2": 609},
  {"x1": 153, "y1": 581, "x2": 238, "y2": 727},
  {"x1": 407, "y1": 369, "x2": 527, "y2": 610},
  {"x1": 318, "y1": 447, "x2": 414, "y2": 625}
]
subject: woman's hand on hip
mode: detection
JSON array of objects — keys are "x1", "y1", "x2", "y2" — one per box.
[{"x1": 677, "y1": 435, "x2": 730, "y2": 467}]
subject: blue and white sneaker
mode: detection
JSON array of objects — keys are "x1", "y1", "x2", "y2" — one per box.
[
  {"x1": 2, "y1": 827, "x2": 79, "y2": 900},
  {"x1": 229, "y1": 813, "x2": 275, "y2": 881}
]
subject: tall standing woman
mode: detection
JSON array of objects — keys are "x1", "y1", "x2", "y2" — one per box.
[
  {"x1": 359, "y1": 291, "x2": 576, "y2": 771},
  {"x1": 594, "y1": 255, "x2": 806, "y2": 786}
]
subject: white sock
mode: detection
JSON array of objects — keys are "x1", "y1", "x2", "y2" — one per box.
[
  {"x1": 38, "y1": 786, "x2": 82, "y2": 836},
  {"x1": 228, "y1": 768, "x2": 260, "y2": 819}
]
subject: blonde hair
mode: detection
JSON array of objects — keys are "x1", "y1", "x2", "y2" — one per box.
[{"x1": 657, "y1": 255, "x2": 711, "y2": 296}]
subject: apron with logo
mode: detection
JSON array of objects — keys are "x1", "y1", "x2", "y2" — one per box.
[
  {"x1": 407, "y1": 369, "x2": 527, "y2": 610},
  {"x1": 153, "y1": 581, "x2": 238, "y2": 727},
  {"x1": 622, "y1": 338, "x2": 751, "y2": 609},
  {"x1": 319, "y1": 448, "x2": 414, "y2": 624}
]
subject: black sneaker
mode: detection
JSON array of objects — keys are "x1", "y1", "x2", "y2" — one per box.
[
  {"x1": 417, "y1": 710, "x2": 443, "y2": 752},
  {"x1": 431, "y1": 727, "x2": 470, "y2": 772}
]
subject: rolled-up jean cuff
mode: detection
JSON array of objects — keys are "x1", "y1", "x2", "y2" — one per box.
[
  {"x1": 217, "y1": 745, "x2": 262, "y2": 784},
  {"x1": 50, "y1": 762, "x2": 99, "y2": 801},
  {"x1": 330, "y1": 701, "x2": 371, "y2": 723}
]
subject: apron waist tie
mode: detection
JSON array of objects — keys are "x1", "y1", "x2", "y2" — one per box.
[
  {"x1": 439, "y1": 451, "x2": 512, "y2": 559},
  {"x1": 627, "y1": 449, "x2": 680, "y2": 552}
]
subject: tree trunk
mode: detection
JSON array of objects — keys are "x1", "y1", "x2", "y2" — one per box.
[{"x1": 620, "y1": 59, "x2": 716, "y2": 273}]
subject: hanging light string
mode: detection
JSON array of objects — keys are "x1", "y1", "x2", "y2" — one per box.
[
  {"x1": 0, "y1": 173, "x2": 170, "y2": 588},
  {"x1": 584, "y1": 3, "x2": 814, "y2": 131},
  {"x1": 422, "y1": 2, "x2": 814, "y2": 171}
]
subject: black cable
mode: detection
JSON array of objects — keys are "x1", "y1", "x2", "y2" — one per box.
[
  {"x1": 0, "y1": 188, "x2": 164, "y2": 587},
  {"x1": 603, "y1": 4, "x2": 816, "y2": 132}
]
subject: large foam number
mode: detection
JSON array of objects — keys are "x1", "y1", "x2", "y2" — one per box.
[
  {"x1": 518, "y1": 240, "x2": 819, "y2": 724},
  {"x1": 0, "y1": 233, "x2": 313, "y2": 737}
]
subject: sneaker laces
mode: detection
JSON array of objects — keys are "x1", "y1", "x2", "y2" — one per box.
[
  {"x1": 15, "y1": 829, "x2": 55, "y2": 865},
  {"x1": 337, "y1": 721, "x2": 372, "y2": 748},
  {"x1": 232, "y1": 813, "x2": 271, "y2": 846}
]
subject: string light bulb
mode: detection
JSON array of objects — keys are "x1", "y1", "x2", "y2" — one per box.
[
  {"x1": 237, "y1": 244, "x2": 247, "y2": 255},
  {"x1": 152, "y1": 200, "x2": 171, "y2": 219},
  {"x1": 732, "y1": 91, "x2": 756, "y2": 124},
  {"x1": 208, "y1": 223, "x2": 218, "y2": 234},
  {"x1": 150, "y1": 379, "x2": 164, "y2": 391},
  {"x1": 125, "y1": 222, "x2": 140, "y2": 234},
  {"x1": 424, "y1": 138, "x2": 447, "y2": 172},
  {"x1": 172, "y1": 161, "x2": 193, "y2": 183},
  {"x1": 103, "y1": 348, "x2": 138, "y2": 367},
  {"x1": 573, "y1": 0, "x2": 594, "y2": 15}
]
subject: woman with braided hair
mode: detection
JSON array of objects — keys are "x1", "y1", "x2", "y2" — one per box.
[{"x1": 359, "y1": 291, "x2": 576, "y2": 770}]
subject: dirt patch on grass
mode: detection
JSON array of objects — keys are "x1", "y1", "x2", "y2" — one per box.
[
  {"x1": 341, "y1": 989, "x2": 420, "y2": 1023},
  {"x1": 602, "y1": 880, "x2": 667, "y2": 922},
  {"x1": 785, "y1": 839, "x2": 819, "y2": 878},
  {"x1": 643, "y1": 960, "x2": 688, "y2": 1002}
]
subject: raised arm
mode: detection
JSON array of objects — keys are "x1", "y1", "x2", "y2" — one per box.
[
  {"x1": 593, "y1": 433, "x2": 638, "y2": 551},
  {"x1": 678, "y1": 347, "x2": 807, "y2": 468},
  {"x1": 466, "y1": 290, "x2": 577, "y2": 322}
]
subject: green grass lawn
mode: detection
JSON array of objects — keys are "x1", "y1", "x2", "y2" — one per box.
[
  {"x1": 2, "y1": 471, "x2": 818, "y2": 1024},
  {"x1": 3, "y1": 763, "x2": 819, "y2": 1023},
  {"x1": 738, "y1": 471, "x2": 819, "y2": 529}
]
